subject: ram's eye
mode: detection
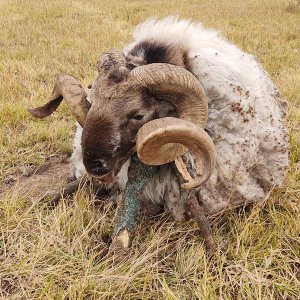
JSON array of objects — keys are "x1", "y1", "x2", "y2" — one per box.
[{"x1": 132, "y1": 114, "x2": 144, "y2": 121}]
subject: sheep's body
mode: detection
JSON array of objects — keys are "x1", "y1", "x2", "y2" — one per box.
[{"x1": 71, "y1": 17, "x2": 289, "y2": 216}]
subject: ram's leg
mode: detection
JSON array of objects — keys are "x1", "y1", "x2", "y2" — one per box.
[
  {"x1": 186, "y1": 194, "x2": 216, "y2": 254},
  {"x1": 111, "y1": 194, "x2": 139, "y2": 252},
  {"x1": 41, "y1": 178, "x2": 83, "y2": 205},
  {"x1": 111, "y1": 154, "x2": 158, "y2": 253},
  {"x1": 41, "y1": 175, "x2": 118, "y2": 205}
]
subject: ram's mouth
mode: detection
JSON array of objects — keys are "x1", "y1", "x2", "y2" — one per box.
[
  {"x1": 90, "y1": 152, "x2": 133, "y2": 184},
  {"x1": 93, "y1": 170, "x2": 116, "y2": 183}
]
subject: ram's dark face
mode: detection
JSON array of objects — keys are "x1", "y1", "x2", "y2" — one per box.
[
  {"x1": 80, "y1": 50, "x2": 177, "y2": 180},
  {"x1": 81, "y1": 77, "x2": 157, "y2": 180}
]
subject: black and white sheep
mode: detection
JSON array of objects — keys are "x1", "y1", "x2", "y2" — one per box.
[{"x1": 29, "y1": 17, "x2": 289, "y2": 250}]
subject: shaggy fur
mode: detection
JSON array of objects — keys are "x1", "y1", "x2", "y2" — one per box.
[{"x1": 71, "y1": 17, "x2": 289, "y2": 216}]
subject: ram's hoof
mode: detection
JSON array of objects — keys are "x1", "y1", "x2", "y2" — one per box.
[
  {"x1": 187, "y1": 196, "x2": 216, "y2": 254},
  {"x1": 111, "y1": 229, "x2": 131, "y2": 254}
]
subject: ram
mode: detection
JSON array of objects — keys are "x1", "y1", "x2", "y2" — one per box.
[{"x1": 29, "y1": 17, "x2": 289, "y2": 252}]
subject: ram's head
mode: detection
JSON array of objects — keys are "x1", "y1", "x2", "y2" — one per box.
[{"x1": 28, "y1": 50, "x2": 216, "y2": 189}]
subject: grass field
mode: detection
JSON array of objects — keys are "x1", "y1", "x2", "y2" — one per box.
[{"x1": 0, "y1": 0, "x2": 300, "y2": 299}]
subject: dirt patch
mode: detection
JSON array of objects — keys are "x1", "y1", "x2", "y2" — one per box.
[{"x1": 0, "y1": 155, "x2": 71, "y2": 199}]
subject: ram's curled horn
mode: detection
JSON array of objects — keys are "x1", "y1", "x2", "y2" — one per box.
[
  {"x1": 131, "y1": 63, "x2": 216, "y2": 189},
  {"x1": 28, "y1": 76, "x2": 91, "y2": 127},
  {"x1": 130, "y1": 63, "x2": 208, "y2": 127}
]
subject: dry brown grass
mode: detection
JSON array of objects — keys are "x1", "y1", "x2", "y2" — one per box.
[{"x1": 0, "y1": 0, "x2": 299, "y2": 299}]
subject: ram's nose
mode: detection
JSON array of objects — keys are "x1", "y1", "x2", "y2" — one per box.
[{"x1": 85, "y1": 159, "x2": 110, "y2": 177}]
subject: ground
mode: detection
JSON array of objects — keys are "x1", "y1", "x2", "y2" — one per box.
[{"x1": 0, "y1": 0, "x2": 300, "y2": 299}]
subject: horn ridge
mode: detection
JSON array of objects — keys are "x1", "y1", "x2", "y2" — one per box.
[{"x1": 130, "y1": 63, "x2": 208, "y2": 128}]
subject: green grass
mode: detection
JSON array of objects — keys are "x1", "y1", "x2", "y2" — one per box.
[{"x1": 0, "y1": 0, "x2": 299, "y2": 299}]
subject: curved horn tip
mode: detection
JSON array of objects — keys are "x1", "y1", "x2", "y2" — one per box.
[
  {"x1": 27, "y1": 107, "x2": 44, "y2": 118},
  {"x1": 136, "y1": 117, "x2": 216, "y2": 188}
]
